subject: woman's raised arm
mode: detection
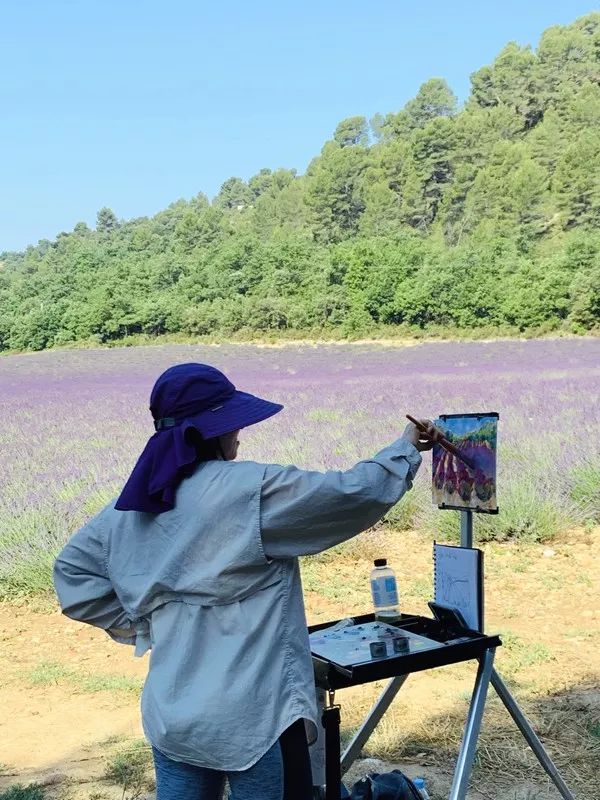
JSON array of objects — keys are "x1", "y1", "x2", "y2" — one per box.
[{"x1": 260, "y1": 436, "x2": 422, "y2": 558}]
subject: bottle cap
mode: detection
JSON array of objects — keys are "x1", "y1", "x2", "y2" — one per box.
[
  {"x1": 373, "y1": 558, "x2": 387, "y2": 567},
  {"x1": 413, "y1": 778, "x2": 425, "y2": 788}
]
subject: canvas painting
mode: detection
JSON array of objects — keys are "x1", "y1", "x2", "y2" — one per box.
[{"x1": 432, "y1": 413, "x2": 498, "y2": 513}]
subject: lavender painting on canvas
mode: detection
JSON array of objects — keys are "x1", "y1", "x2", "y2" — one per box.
[{"x1": 432, "y1": 414, "x2": 498, "y2": 513}]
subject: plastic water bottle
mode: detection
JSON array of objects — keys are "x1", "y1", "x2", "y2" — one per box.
[
  {"x1": 413, "y1": 777, "x2": 431, "y2": 799},
  {"x1": 370, "y1": 558, "x2": 401, "y2": 622}
]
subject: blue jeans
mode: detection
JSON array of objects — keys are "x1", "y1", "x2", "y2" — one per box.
[{"x1": 152, "y1": 719, "x2": 313, "y2": 800}]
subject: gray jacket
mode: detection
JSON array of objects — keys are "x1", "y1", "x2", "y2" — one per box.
[{"x1": 53, "y1": 438, "x2": 421, "y2": 769}]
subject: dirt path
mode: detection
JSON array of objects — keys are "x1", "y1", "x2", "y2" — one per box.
[
  {"x1": 1, "y1": 530, "x2": 599, "y2": 799},
  {"x1": 0, "y1": 605, "x2": 146, "y2": 791}
]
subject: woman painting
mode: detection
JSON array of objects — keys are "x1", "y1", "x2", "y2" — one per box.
[{"x1": 53, "y1": 363, "x2": 438, "y2": 800}]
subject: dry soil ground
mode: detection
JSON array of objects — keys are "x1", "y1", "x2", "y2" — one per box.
[{"x1": 1, "y1": 529, "x2": 599, "y2": 800}]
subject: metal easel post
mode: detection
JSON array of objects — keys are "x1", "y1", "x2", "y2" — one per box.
[
  {"x1": 490, "y1": 669, "x2": 575, "y2": 800},
  {"x1": 460, "y1": 509, "x2": 473, "y2": 549},
  {"x1": 448, "y1": 647, "x2": 495, "y2": 800},
  {"x1": 340, "y1": 675, "x2": 409, "y2": 775}
]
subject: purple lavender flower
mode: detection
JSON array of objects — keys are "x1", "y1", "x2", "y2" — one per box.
[{"x1": 1, "y1": 337, "x2": 599, "y2": 592}]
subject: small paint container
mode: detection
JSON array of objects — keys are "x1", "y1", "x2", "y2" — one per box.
[
  {"x1": 393, "y1": 636, "x2": 410, "y2": 655},
  {"x1": 369, "y1": 640, "x2": 387, "y2": 658}
]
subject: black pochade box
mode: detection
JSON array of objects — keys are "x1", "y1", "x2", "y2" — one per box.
[{"x1": 309, "y1": 612, "x2": 502, "y2": 690}]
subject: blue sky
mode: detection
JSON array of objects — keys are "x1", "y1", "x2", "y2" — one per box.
[{"x1": 1, "y1": 1, "x2": 595, "y2": 252}]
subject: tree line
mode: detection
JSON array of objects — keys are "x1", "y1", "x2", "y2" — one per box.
[{"x1": 1, "y1": 13, "x2": 599, "y2": 351}]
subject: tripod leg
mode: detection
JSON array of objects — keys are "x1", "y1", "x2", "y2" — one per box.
[
  {"x1": 340, "y1": 675, "x2": 408, "y2": 775},
  {"x1": 311, "y1": 689, "x2": 327, "y2": 795},
  {"x1": 449, "y1": 648, "x2": 495, "y2": 800},
  {"x1": 324, "y1": 702, "x2": 342, "y2": 800},
  {"x1": 491, "y1": 669, "x2": 575, "y2": 800}
]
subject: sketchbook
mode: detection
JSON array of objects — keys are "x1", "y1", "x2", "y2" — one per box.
[{"x1": 433, "y1": 542, "x2": 484, "y2": 632}]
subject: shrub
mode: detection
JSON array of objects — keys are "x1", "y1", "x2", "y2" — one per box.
[{"x1": 0, "y1": 786, "x2": 44, "y2": 800}]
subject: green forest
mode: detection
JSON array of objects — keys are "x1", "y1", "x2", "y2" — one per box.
[{"x1": 1, "y1": 13, "x2": 599, "y2": 351}]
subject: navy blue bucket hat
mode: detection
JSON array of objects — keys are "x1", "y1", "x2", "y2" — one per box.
[{"x1": 115, "y1": 363, "x2": 283, "y2": 514}]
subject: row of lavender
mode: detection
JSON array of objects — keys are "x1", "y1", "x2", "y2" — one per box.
[{"x1": 1, "y1": 338, "x2": 599, "y2": 597}]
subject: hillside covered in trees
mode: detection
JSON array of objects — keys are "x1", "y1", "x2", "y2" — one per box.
[{"x1": 1, "y1": 13, "x2": 599, "y2": 351}]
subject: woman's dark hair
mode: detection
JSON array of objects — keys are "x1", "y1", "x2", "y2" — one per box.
[{"x1": 185, "y1": 428, "x2": 221, "y2": 461}]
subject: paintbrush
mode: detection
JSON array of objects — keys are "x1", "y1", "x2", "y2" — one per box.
[{"x1": 406, "y1": 414, "x2": 476, "y2": 470}]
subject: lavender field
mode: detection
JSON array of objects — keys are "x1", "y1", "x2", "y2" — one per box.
[{"x1": 1, "y1": 338, "x2": 599, "y2": 598}]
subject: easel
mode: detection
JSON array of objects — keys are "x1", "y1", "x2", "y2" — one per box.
[
  {"x1": 453, "y1": 509, "x2": 574, "y2": 799},
  {"x1": 310, "y1": 508, "x2": 576, "y2": 800}
]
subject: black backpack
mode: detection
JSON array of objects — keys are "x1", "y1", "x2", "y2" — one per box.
[{"x1": 350, "y1": 770, "x2": 423, "y2": 800}]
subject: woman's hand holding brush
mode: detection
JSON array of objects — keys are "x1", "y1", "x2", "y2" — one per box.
[
  {"x1": 405, "y1": 415, "x2": 476, "y2": 469},
  {"x1": 402, "y1": 418, "x2": 444, "y2": 452}
]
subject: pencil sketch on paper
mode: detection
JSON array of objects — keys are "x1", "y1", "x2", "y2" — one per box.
[{"x1": 433, "y1": 543, "x2": 482, "y2": 630}]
